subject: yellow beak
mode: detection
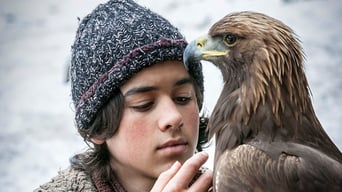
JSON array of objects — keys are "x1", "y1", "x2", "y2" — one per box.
[{"x1": 183, "y1": 35, "x2": 228, "y2": 69}]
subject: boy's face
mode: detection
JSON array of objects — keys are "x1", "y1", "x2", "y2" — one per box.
[{"x1": 102, "y1": 61, "x2": 199, "y2": 183}]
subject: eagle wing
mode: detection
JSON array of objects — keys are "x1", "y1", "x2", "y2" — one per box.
[{"x1": 215, "y1": 143, "x2": 342, "y2": 192}]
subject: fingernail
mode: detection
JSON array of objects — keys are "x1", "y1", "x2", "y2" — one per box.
[
  {"x1": 198, "y1": 151, "x2": 209, "y2": 159},
  {"x1": 171, "y1": 161, "x2": 180, "y2": 170}
]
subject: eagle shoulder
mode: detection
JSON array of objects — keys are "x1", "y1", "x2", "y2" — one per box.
[{"x1": 214, "y1": 143, "x2": 342, "y2": 192}]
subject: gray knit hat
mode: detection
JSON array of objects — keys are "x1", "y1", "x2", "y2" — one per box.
[{"x1": 71, "y1": 0, "x2": 204, "y2": 130}]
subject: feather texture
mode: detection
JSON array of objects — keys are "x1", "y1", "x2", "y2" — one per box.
[{"x1": 184, "y1": 11, "x2": 342, "y2": 191}]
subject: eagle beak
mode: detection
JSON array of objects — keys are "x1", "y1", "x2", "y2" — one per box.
[{"x1": 183, "y1": 35, "x2": 227, "y2": 69}]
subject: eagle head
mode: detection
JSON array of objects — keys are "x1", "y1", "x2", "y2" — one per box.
[
  {"x1": 184, "y1": 11, "x2": 311, "y2": 130},
  {"x1": 184, "y1": 11, "x2": 304, "y2": 84}
]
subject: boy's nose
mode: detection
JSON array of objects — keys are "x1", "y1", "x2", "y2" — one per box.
[{"x1": 158, "y1": 98, "x2": 183, "y2": 132}]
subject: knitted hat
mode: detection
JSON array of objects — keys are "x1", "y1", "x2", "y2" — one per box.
[{"x1": 71, "y1": 0, "x2": 204, "y2": 130}]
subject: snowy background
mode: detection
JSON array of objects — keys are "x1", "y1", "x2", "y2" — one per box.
[{"x1": 0, "y1": 0, "x2": 341, "y2": 191}]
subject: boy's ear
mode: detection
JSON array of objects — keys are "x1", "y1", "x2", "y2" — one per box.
[{"x1": 90, "y1": 137, "x2": 105, "y2": 145}]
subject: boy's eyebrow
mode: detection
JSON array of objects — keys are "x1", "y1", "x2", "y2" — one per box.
[
  {"x1": 124, "y1": 86, "x2": 157, "y2": 97},
  {"x1": 174, "y1": 77, "x2": 193, "y2": 87},
  {"x1": 124, "y1": 77, "x2": 193, "y2": 97}
]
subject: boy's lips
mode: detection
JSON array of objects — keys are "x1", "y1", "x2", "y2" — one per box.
[{"x1": 157, "y1": 138, "x2": 189, "y2": 155}]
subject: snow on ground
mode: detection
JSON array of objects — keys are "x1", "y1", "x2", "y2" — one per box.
[{"x1": 0, "y1": 0, "x2": 341, "y2": 191}]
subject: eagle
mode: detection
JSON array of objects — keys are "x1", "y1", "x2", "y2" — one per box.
[{"x1": 183, "y1": 11, "x2": 342, "y2": 192}]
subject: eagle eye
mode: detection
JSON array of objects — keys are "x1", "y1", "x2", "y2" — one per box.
[{"x1": 224, "y1": 33, "x2": 237, "y2": 46}]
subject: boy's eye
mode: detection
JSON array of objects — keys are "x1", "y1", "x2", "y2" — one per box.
[
  {"x1": 175, "y1": 96, "x2": 192, "y2": 105},
  {"x1": 130, "y1": 102, "x2": 154, "y2": 112}
]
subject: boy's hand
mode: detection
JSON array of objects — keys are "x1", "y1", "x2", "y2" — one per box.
[{"x1": 151, "y1": 152, "x2": 213, "y2": 192}]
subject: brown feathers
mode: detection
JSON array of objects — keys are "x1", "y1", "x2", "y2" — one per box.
[
  {"x1": 209, "y1": 11, "x2": 309, "y2": 127},
  {"x1": 184, "y1": 11, "x2": 342, "y2": 191}
]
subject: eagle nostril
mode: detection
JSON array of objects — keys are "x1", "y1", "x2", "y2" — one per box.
[
  {"x1": 197, "y1": 42, "x2": 203, "y2": 48},
  {"x1": 196, "y1": 38, "x2": 206, "y2": 48}
]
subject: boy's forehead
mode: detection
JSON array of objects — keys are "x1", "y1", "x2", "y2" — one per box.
[{"x1": 120, "y1": 66, "x2": 193, "y2": 95}]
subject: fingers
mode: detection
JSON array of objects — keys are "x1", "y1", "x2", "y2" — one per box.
[
  {"x1": 152, "y1": 151, "x2": 213, "y2": 192},
  {"x1": 187, "y1": 169, "x2": 213, "y2": 192},
  {"x1": 167, "y1": 152, "x2": 209, "y2": 188},
  {"x1": 150, "y1": 161, "x2": 181, "y2": 192}
]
